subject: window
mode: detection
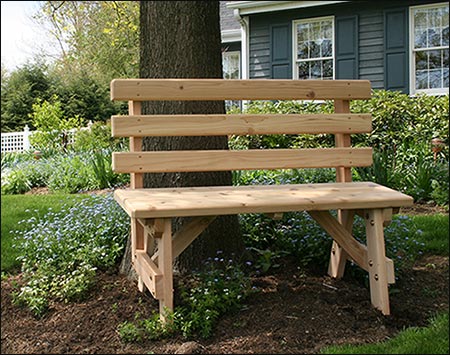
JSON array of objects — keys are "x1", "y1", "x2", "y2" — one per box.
[
  {"x1": 410, "y1": 3, "x2": 449, "y2": 94},
  {"x1": 222, "y1": 50, "x2": 241, "y2": 110},
  {"x1": 293, "y1": 16, "x2": 334, "y2": 80},
  {"x1": 222, "y1": 50, "x2": 240, "y2": 80}
]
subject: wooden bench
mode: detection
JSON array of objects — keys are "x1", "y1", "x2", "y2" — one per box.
[{"x1": 109, "y1": 78, "x2": 414, "y2": 321}]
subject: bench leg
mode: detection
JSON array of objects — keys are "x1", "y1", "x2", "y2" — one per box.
[
  {"x1": 365, "y1": 209, "x2": 390, "y2": 315},
  {"x1": 328, "y1": 210, "x2": 354, "y2": 278},
  {"x1": 131, "y1": 219, "x2": 145, "y2": 292},
  {"x1": 156, "y1": 218, "x2": 174, "y2": 323}
]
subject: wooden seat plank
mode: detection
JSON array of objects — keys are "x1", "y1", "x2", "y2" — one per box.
[{"x1": 114, "y1": 182, "x2": 413, "y2": 219}]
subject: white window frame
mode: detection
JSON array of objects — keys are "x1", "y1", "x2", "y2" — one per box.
[
  {"x1": 292, "y1": 16, "x2": 335, "y2": 80},
  {"x1": 409, "y1": 2, "x2": 449, "y2": 96}
]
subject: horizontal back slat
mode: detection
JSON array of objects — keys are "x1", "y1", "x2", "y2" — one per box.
[
  {"x1": 110, "y1": 79, "x2": 372, "y2": 101},
  {"x1": 112, "y1": 148, "x2": 373, "y2": 173},
  {"x1": 111, "y1": 114, "x2": 372, "y2": 137}
]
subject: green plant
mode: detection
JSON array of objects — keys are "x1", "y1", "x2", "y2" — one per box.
[
  {"x1": 11, "y1": 194, "x2": 129, "y2": 317},
  {"x1": 73, "y1": 122, "x2": 127, "y2": 152},
  {"x1": 117, "y1": 321, "x2": 142, "y2": 343},
  {"x1": 29, "y1": 95, "x2": 84, "y2": 151},
  {"x1": 320, "y1": 312, "x2": 449, "y2": 354},
  {"x1": 1, "y1": 168, "x2": 32, "y2": 194},
  {"x1": 90, "y1": 150, "x2": 121, "y2": 189},
  {"x1": 118, "y1": 254, "x2": 252, "y2": 342}
]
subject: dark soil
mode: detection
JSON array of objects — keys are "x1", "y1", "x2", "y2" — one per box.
[{"x1": 1, "y1": 205, "x2": 448, "y2": 354}]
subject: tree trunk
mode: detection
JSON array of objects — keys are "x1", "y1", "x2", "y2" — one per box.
[{"x1": 120, "y1": 1, "x2": 243, "y2": 276}]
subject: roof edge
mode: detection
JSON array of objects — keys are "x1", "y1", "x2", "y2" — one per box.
[{"x1": 226, "y1": 1, "x2": 349, "y2": 15}]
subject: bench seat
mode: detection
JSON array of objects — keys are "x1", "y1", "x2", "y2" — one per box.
[{"x1": 115, "y1": 182, "x2": 413, "y2": 219}]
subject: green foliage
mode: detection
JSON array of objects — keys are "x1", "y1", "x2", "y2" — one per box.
[
  {"x1": 1, "y1": 151, "x2": 129, "y2": 195},
  {"x1": 410, "y1": 214, "x2": 449, "y2": 255},
  {"x1": 1, "y1": 194, "x2": 87, "y2": 272},
  {"x1": 1, "y1": 62, "x2": 53, "y2": 132},
  {"x1": 11, "y1": 194, "x2": 129, "y2": 317},
  {"x1": 28, "y1": 95, "x2": 84, "y2": 151},
  {"x1": 320, "y1": 312, "x2": 449, "y2": 354},
  {"x1": 73, "y1": 122, "x2": 127, "y2": 152},
  {"x1": 230, "y1": 91, "x2": 449, "y2": 207},
  {"x1": 118, "y1": 255, "x2": 252, "y2": 342},
  {"x1": 236, "y1": 166, "x2": 427, "y2": 279},
  {"x1": 36, "y1": 1, "x2": 139, "y2": 85}
]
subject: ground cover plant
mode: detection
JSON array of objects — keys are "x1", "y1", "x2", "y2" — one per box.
[
  {"x1": 9, "y1": 194, "x2": 129, "y2": 317},
  {"x1": 0, "y1": 194, "x2": 88, "y2": 271}
]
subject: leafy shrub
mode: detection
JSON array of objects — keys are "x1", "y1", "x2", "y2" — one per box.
[
  {"x1": 118, "y1": 254, "x2": 252, "y2": 342},
  {"x1": 29, "y1": 95, "x2": 84, "y2": 151},
  {"x1": 73, "y1": 121, "x2": 128, "y2": 152},
  {"x1": 230, "y1": 91, "x2": 449, "y2": 206},
  {"x1": 1, "y1": 151, "x2": 129, "y2": 195},
  {"x1": 12, "y1": 194, "x2": 129, "y2": 317},
  {"x1": 240, "y1": 210, "x2": 424, "y2": 282}
]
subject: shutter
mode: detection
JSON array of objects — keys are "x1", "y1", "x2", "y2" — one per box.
[
  {"x1": 335, "y1": 15, "x2": 359, "y2": 79},
  {"x1": 384, "y1": 8, "x2": 409, "y2": 93},
  {"x1": 270, "y1": 23, "x2": 292, "y2": 79}
]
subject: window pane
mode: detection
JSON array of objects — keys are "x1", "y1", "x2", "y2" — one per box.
[
  {"x1": 222, "y1": 52, "x2": 240, "y2": 80},
  {"x1": 311, "y1": 22, "x2": 321, "y2": 41},
  {"x1": 310, "y1": 40, "x2": 320, "y2": 58},
  {"x1": 321, "y1": 39, "x2": 332, "y2": 57},
  {"x1": 298, "y1": 42, "x2": 309, "y2": 60},
  {"x1": 297, "y1": 23, "x2": 309, "y2": 42},
  {"x1": 444, "y1": 48, "x2": 449, "y2": 68},
  {"x1": 415, "y1": 28, "x2": 428, "y2": 48},
  {"x1": 442, "y1": 7, "x2": 449, "y2": 27},
  {"x1": 443, "y1": 26, "x2": 449, "y2": 46},
  {"x1": 416, "y1": 70, "x2": 428, "y2": 89},
  {"x1": 323, "y1": 60, "x2": 333, "y2": 79},
  {"x1": 298, "y1": 62, "x2": 309, "y2": 79},
  {"x1": 414, "y1": 9, "x2": 427, "y2": 28},
  {"x1": 429, "y1": 50, "x2": 442, "y2": 69},
  {"x1": 444, "y1": 68, "x2": 449, "y2": 87},
  {"x1": 429, "y1": 69, "x2": 441, "y2": 88},
  {"x1": 321, "y1": 21, "x2": 332, "y2": 39},
  {"x1": 416, "y1": 51, "x2": 428, "y2": 70},
  {"x1": 311, "y1": 61, "x2": 322, "y2": 79}
]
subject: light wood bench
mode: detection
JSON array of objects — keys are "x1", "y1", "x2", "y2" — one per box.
[{"x1": 110, "y1": 78, "x2": 413, "y2": 321}]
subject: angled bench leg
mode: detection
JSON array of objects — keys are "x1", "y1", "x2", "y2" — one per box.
[
  {"x1": 328, "y1": 210, "x2": 355, "y2": 278},
  {"x1": 365, "y1": 209, "x2": 390, "y2": 315}
]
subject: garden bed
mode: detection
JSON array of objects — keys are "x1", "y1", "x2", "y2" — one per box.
[{"x1": 1, "y1": 253, "x2": 448, "y2": 354}]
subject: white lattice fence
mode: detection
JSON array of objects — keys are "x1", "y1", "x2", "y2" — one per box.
[
  {"x1": 1, "y1": 126, "x2": 34, "y2": 153},
  {"x1": 1, "y1": 122, "x2": 92, "y2": 153}
]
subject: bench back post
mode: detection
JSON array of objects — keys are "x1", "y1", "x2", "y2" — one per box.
[
  {"x1": 128, "y1": 100, "x2": 143, "y2": 189},
  {"x1": 334, "y1": 99, "x2": 352, "y2": 183}
]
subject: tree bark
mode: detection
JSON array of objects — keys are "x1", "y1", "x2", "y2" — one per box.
[{"x1": 121, "y1": 1, "x2": 243, "y2": 276}]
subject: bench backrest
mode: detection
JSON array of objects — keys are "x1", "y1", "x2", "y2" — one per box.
[{"x1": 110, "y1": 79, "x2": 372, "y2": 183}]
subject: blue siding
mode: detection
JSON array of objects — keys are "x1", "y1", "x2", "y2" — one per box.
[
  {"x1": 249, "y1": 24, "x2": 270, "y2": 78},
  {"x1": 359, "y1": 11, "x2": 384, "y2": 89}
]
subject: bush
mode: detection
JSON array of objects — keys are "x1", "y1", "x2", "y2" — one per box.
[{"x1": 230, "y1": 91, "x2": 449, "y2": 206}]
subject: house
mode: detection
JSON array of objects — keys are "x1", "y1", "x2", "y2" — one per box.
[{"x1": 220, "y1": 0, "x2": 449, "y2": 96}]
